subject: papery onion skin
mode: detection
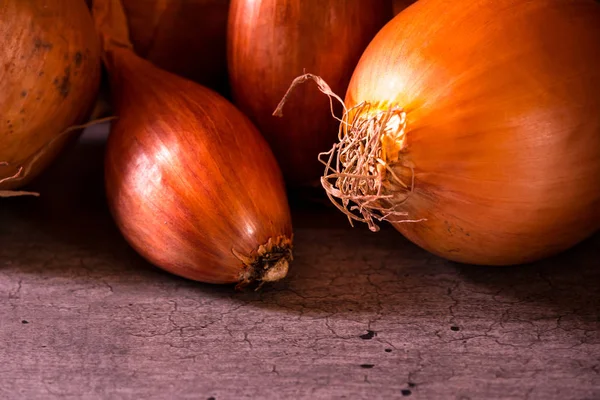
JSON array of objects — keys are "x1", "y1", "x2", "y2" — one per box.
[
  {"x1": 103, "y1": 47, "x2": 293, "y2": 285},
  {"x1": 330, "y1": 0, "x2": 600, "y2": 265},
  {"x1": 94, "y1": 0, "x2": 293, "y2": 286},
  {"x1": 120, "y1": 0, "x2": 230, "y2": 95},
  {"x1": 0, "y1": 0, "x2": 101, "y2": 190},
  {"x1": 228, "y1": 0, "x2": 392, "y2": 187}
]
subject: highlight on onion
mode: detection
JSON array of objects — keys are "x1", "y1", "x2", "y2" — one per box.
[
  {"x1": 228, "y1": 0, "x2": 392, "y2": 187},
  {"x1": 120, "y1": 0, "x2": 230, "y2": 95},
  {"x1": 288, "y1": 0, "x2": 600, "y2": 266},
  {"x1": 0, "y1": 0, "x2": 101, "y2": 196},
  {"x1": 93, "y1": 0, "x2": 293, "y2": 288}
]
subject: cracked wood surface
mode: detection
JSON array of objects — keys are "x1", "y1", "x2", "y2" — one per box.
[{"x1": 1, "y1": 126, "x2": 599, "y2": 400}]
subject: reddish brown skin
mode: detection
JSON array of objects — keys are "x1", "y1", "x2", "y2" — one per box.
[
  {"x1": 104, "y1": 47, "x2": 293, "y2": 284},
  {"x1": 0, "y1": 0, "x2": 101, "y2": 190},
  {"x1": 227, "y1": 0, "x2": 392, "y2": 187},
  {"x1": 392, "y1": 0, "x2": 416, "y2": 15},
  {"x1": 346, "y1": 0, "x2": 600, "y2": 265},
  {"x1": 121, "y1": 0, "x2": 230, "y2": 95}
]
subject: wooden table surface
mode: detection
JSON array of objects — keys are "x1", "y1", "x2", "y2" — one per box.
[{"x1": 1, "y1": 126, "x2": 599, "y2": 400}]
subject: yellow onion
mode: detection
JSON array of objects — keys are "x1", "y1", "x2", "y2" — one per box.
[
  {"x1": 228, "y1": 0, "x2": 392, "y2": 187},
  {"x1": 119, "y1": 0, "x2": 230, "y2": 95},
  {"x1": 318, "y1": 0, "x2": 600, "y2": 265},
  {"x1": 94, "y1": 0, "x2": 293, "y2": 287},
  {"x1": 0, "y1": 0, "x2": 101, "y2": 194}
]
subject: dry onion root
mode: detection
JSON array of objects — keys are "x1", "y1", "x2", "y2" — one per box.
[
  {"x1": 319, "y1": 102, "x2": 425, "y2": 232},
  {"x1": 274, "y1": 74, "x2": 425, "y2": 232},
  {"x1": 278, "y1": 0, "x2": 600, "y2": 266},
  {"x1": 0, "y1": 161, "x2": 39, "y2": 197}
]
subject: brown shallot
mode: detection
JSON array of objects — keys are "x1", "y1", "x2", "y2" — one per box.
[{"x1": 93, "y1": 0, "x2": 293, "y2": 287}]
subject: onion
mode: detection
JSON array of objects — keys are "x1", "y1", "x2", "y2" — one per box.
[
  {"x1": 0, "y1": 0, "x2": 101, "y2": 194},
  {"x1": 93, "y1": 0, "x2": 293, "y2": 287},
  {"x1": 228, "y1": 0, "x2": 392, "y2": 187},
  {"x1": 119, "y1": 0, "x2": 230, "y2": 95},
  {"x1": 314, "y1": 0, "x2": 600, "y2": 265}
]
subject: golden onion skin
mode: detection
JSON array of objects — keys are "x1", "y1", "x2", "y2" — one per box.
[
  {"x1": 344, "y1": 0, "x2": 600, "y2": 265},
  {"x1": 0, "y1": 0, "x2": 101, "y2": 190}
]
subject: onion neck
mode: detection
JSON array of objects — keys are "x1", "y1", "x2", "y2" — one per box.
[{"x1": 92, "y1": 0, "x2": 134, "y2": 62}]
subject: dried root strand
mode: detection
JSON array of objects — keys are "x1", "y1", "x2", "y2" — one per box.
[
  {"x1": 274, "y1": 73, "x2": 426, "y2": 232},
  {"x1": 0, "y1": 190, "x2": 40, "y2": 197},
  {"x1": 0, "y1": 162, "x2": 19, "y2": 184},
  {"x1": 319, "y1": 103, "x2": 424, "y2": 231},
  {"x1": 273, "y1": 73, "x2": 347, "y2": 125},
  {"x1": 0, "y1": 165, "x2": 39, "y2": 197}
]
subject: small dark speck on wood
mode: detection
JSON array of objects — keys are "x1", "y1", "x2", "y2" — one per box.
[
  {"x1": 450, "y1": 326, "x2": 460, "y2": 331},
  {"x1": 360, "y1": 364, "x2": 375, "y2": 369},
  {"x1": 360, "y1": 330, "x2": 377, "y2": 340},
  {"x1": 21, "y1": 320, "x2": 29, "y2": 324},
  {"x1": 401, "y1": 389, "x2": 412, "y2": 396}
]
